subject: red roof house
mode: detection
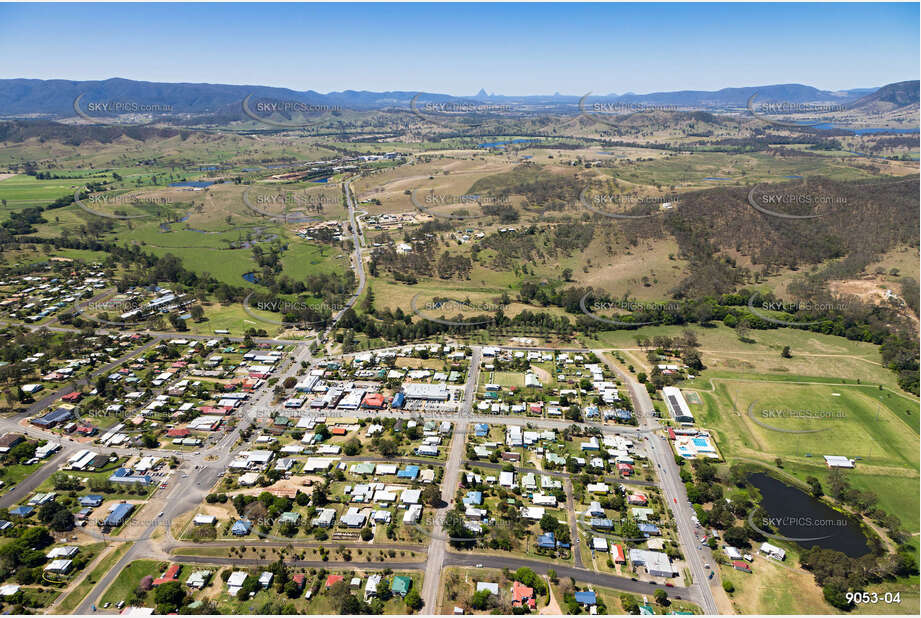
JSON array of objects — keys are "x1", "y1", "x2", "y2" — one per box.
[
  {"x1": 153, "y1": 564, "x2": 181, "y2": 586},
  {"x1": 732, "y1": 560, "x2": 752, "y2": 573},
  {"x1": 61, "y1": 392, "x2": 82, "y2": 403},
  {"x1": 166, "y1": 427, "x2": 190, "y2": 438},
  {"x1": 325, "y1": 574, "x2": 344, "y2": 588},
  {"x1": 512, "y1": 581, "x2": 536, "y2": 609}
]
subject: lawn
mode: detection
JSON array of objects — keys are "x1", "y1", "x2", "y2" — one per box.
[{"x1": 99, "y1": 559, "x2": 162, "y2": 606}]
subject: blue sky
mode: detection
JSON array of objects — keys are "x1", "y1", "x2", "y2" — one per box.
[{"x1": 0, "y1": 2, "x2": 917, "y2": 94}]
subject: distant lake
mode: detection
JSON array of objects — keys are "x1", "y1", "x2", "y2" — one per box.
[
  {"x1": 812, "y1": 123, "x2": 920, "y2": 135},
  {"x1": 748, "y1": 472, "x2": 870, "y2": 558},
  {"x1": 169, "y1": 181, "x2": 214, "y2": 188},
  {"x1": 242, "y1": 272, "x2": 257, "y2": 283},
  {"x1": 476, "y1": 138, "x2": 537, "y2": 149},
  {"x1": 703, "y1": 177, "x2": 732, "y2": 181}
]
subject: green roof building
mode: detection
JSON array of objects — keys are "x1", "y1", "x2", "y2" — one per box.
[{"x1": 390, "y1": 575, "x2": 412, "y2": 597}]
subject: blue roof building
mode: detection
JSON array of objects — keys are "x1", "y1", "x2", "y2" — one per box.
[
  {"x1": 30, "y1": 407, "x2": 74, "y2": 428},
  {"x1": 104, "y1": 503, "x2": 134, "y2": 527},
  {"x1": 462, "y1": 491, "x2": 483, "y2": 506},
  {"x1": 109, "y1": 468, "x2": 152, "y2": 485},
  {"x1": 537, "y1": 531, "x2": 556, "y2": 549},
  {"x1": 638, "y1": 523, "x2": 660, "y2": 536},
  {"x1": 574, "y1": 591, "x2": 597, "y2": 605},
  {"x1": 590, "y1": 518, "x2": 613, "y2": 530},
  {"x1": 615, "y1": 409, "x2": 633, "y2": 420},
  {"x1": 9, "y1": 506, "x2": 33, "y2": 518},
  {"x1": 231, "y1": 519, "x2": 253, "y2": 535},
  {"x1": 474, "y1": 423, "x2": 489, "y2": 437},
  {"x1": 391, "y1": 392, "x2": 405, "y2": 409},
  {"x1": 79, "y1": 495, "x2": 104, "y2": 507},
  {"x1": 397, "y1": 465, "x2": 420, "y2": 480}
]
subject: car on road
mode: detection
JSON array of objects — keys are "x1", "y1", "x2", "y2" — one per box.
[
  {"x1": 665, "y1": 583, "x2": 674, "y2": 587},
  {"x1": 475, "y1": 564, "x2": 482, "y2": 568},
  {"x1": 158, "y1": 512, "x2": 164, "y2": 517},
  {"x1": 103, "y1": 603, "x2": 110, "y2": 609}
]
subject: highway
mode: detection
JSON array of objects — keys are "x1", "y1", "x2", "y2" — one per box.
[
  {"x1": 596, "y1": 349, "x2": 719, "y2": 615},
  {"x1": 420, "y1": 345, "x2": 480, "y2": 612}
]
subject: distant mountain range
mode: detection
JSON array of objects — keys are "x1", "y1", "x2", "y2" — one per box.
[{"x1": 0, "y1": 77, "x2": 916, "y2": 117}]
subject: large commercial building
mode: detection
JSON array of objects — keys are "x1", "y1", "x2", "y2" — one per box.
[{"x1": 662, "y1": 386, "x2": 694, "y2": 424}]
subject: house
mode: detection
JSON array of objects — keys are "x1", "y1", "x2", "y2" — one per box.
[
  {"x1": 46, "y1": 546, "x2": 79, "y2": 559},
  {"x1": 312, "y1": 508, "x2": 336, "y2": 528},
  {"x1": 153, "y1": 564, "x2": 181, "y2": 586},
  {"x1": 591, "y1": 537, "x2": 608, "y2": 552},
  {"x1": 732, "y1": 560, "x2": 752, "y2": 573},
  {"x1": 520, "y1": 506, "x2": 545, "y2": 520},
  {"x1": 760, "y1": 541, "x2": 786, "y2": 561},
  {"x1": 537, "y1": 532, "x2": 556, "y2": 549},
  {"x1": 512, "y1": 581, "x2": 536, "y2": 610},
  {"x1": 0, "y1": 433, "x2": 25, "y2": 453},
  {"x1": 9, "y1": 506, "x2": 34, "y2": 518},
  {"x1": 629, "y1": 549, "x2": 673, "y2": 578},
  {"x1": 341, "y1": 507, "x2": 368, "y2": 528},
  {"x1": 724, "y1": 546, "x2": 743, "y2": 561},
  {"x1": 390, "y1": 575, "x2": 412, "y2": 597},
  {"x1": 612, "y1": 544, "x2": 626, "y2": 564},
  {"x1": 403, "y1": 504, "x2": 422, "y2": 524},
  {"x1": 231, "y1": 519, "x2": 253, "y2": 536},
  {"x1": 824, "y1": 455, "x2": 855, "y2": 469},
  {"x1": 259, "y1": 572, "x2": 273, "y2": 588},
  {"x1": 227, "y1": 571, "x2": 249, "y2": 596},
  {"x1": 476, "y1": 582, "x2": 499, "y2": 595},
  {"x1": 590, "y1": 518, "x2": 613, "y2": 531},
  {"x1": 79, "y1": 495, "x2": 104, "y2": 508},
  {"x1": 44, "y1": 559, "x2": 73, "y2": 574},
  {"x1": 326, "y1": 574, "x2": 345, "y2": 588},
  {"x1": 574, "y1": 591, "x2": 597, "y2": 606},
  {"x1": 186, "y1": 570, "x2": 212, "y2": 589},
  {"x1": 365, "y1": 574, "x2": 382, "y2": 599}
]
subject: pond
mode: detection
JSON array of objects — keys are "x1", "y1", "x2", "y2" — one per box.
[{"x1": 748, "y1": 472, "x2": 870, "y2": 557}]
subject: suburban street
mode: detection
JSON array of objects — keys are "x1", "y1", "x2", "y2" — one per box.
[{"x1": 597, "y1": 349, "x2": 719, "y2": 615}]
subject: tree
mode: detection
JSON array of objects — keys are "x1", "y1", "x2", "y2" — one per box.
[
  {"x1": 781, "y1": 345, "x2": 792, "y2": 358},
  {"x1": 421, "y1": 485, "x2": 441, "y2": 507},
  {"x1": 404, "y1": 589, "x2": 423, "y2": 612},
  {"x1": 806, "y1": 476, "x2": 823, "y2": 497},
  {"x1": 470, "y1": 589, "x2": 491, "y2": 610},
  {"x1": 722, "y1": 580, "x2": 735, "y2": 594},
  {"x1": 620, "y1": 593, "x2": 639, "y2": 614},
  {"x1": 654, "y1": 589, "x2": 668, "y2": 605},
  {"x1": 154, "y1": 580, "x2": 186, "y2": 612},
  {"x1": 734, "y1": 318, "x2": 751, "y2": 342},
  {"x1": 189, "y1": 305, "x2": 205, "y2": 322},
  {"x1": 343, "y1": 438, "x2": 361, "y2": 456},
  {"x1": 539, "y1": 512, "x2": 558, "y2": 533},
  {"x1": 360, "y1": 527, "x2": 373, "y2": 541}
]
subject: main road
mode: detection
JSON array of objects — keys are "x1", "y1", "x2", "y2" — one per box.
[
  {"x1": 595, "y1": 349, "x2": 719, "y2": 615},
  {"x1": 420, "y1": 345, "x2": 481, "y2": 613}
]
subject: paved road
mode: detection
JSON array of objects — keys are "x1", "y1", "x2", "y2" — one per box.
[
  {"x1": 420, "y1": 345, "x2": 480, "y2": 613},
  {"x1": 564, "y1": 478, "x2": 584, "y2": 568},
  {"x1": 0, "y1": 443, "x2": 77, "y2": 508},
  {"x1": 172, "y1": 555, "x2": 426, "y2": 571},
  {"x1": 444, "y1": 552, "x2": 693, "y2": 601},
  {"x1": 596, "y1": 349, "x2": 718, "y2": 614}
]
